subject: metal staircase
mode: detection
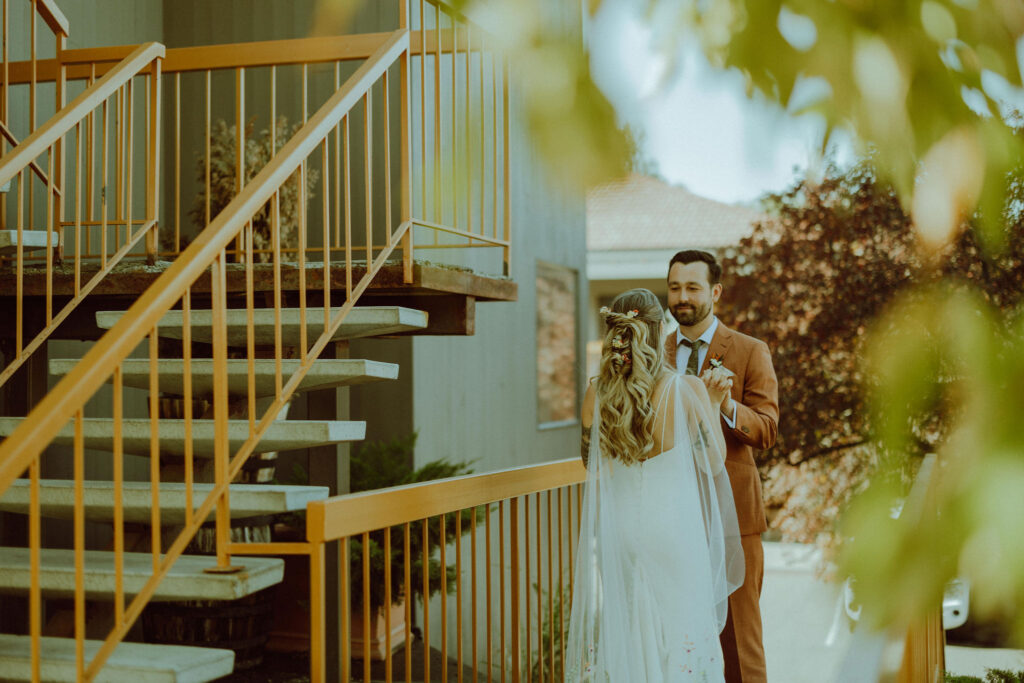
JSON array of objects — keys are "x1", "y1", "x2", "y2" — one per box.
[{"x1": 0, "y1": 2, "x2": 513, "y2": 680}]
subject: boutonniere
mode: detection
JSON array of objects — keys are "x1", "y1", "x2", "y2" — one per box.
[{"x1": 708, "y1": 354, "x2": 724, "y2": 369}]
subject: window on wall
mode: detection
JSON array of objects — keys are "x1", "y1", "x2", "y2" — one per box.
[{"x1": 536, "y1": 261, "x2": 578, "y2": 426}]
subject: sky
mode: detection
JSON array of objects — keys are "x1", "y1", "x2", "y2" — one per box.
[
  {"x1": 586, "y1": 0, "x2": 851, "y2": 205},
  {"x1": 588, "y1": 2, "x2": 987, "y2": 207}
]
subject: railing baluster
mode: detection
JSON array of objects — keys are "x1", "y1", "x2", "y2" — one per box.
[
  {"x1": 273, "y1": 191, "x2": 283, "y2": 398},
  {"x1": 450, "y1": 11, "x2": 457, "y2": 231},
  {"x1": 404, "y1": 522, "x2": 413, "y2": 683},
  {"x1": 101, "y1": 95, "x2": 108, "y2": 265},
  {"x1": 525, "y1": 494, "x2": 532, "y2": 683},
  {"x1": 147, "y1": 59, "x2": 161, "y2": 261},
  {"x1": 479, "y1": 41, "x2": 485, "y2": 238},
  {"x1": 486, "y1": 503, "x2": 492, "y2": 683},
  {"x1": 322, "y1": 138, "x2": 331, "y2": 331},
  {"x1": 385, "y1": 526, "x2": 393, "y2": 683},
  {"x1": 235, "y1": 67, "x2": 246, "y2": 260},
  {"x1": 420, "y1": 0, "x2": 427, "y2": 219},
  {"x1": 149, "y1": 327, "x2": 161, "y2": 571},
  {"x1": 384, "y1": 68, "x2": 392, "y2": 246},
  {"x1": 212, "y1": 250, "x2": 232, "y2": 570},
  {"x1": 126, "y1": 77, "x2": 134, "y2": 244},
  {"x1": 246, "y1": 219, "x2": 256, "y2": 435},
  {"x1": 400, "y1": 5, "x2": 413, "y2": 284},
  {"x1": 567, "y1": 487, "x2": 574, "y2": 611},
  {"x1": 465, "y1": 25, "x2": 472, "y2": 236},
  {"x1": 341, "y1": 536, "x2": 351, "y2": 683},
  {"x1": 174, "y1": 72, "x2": 181, "y2": 253},
  {"x1": 434, "y1": 1, "x2": 441, "y2": 229},
  {"x1": 29, "y1": 454, "x2": 40, "y2": 683},
  {"x1": 546, "y1": 491, "x2": 553, "y2": 683},
  {"x1": 87, "y1": 65, "x2": 95, "y2": 252},
  {"x1": 74, "y1": 121, "x2": 81, "y2": 293},
  {"x1": 456, "y1": 509, "x2": 464, "y2": 683},
  {"x1": 364, "y1": 90, "x2": 372, "y2": 265},
  {"x1": 299, "y1": 156, "x2": 307, "y2": 359},
  {"x1": 344, "y1": 114, "x2": 352, "y2": 296},
  {"x1": 441, "y1": 513, "x2": 448, "y2": 683},
  {"x1": 362, "y1": 531, "x2": 371, "y2": 680},
  {"x1": 183, "y1": 288, "x2": 194, "y2": 527},
  {"x1": 334, "y1": 63, "x2": 342, "y2": 251},
  {"x1": 423, "y1": 518, "x2": 431, "y2": 683},
  {"x1": 510, "y1": 497, "x2": 521, "y2": 683},
  {"x1": 499, "y1": 500, "x2": 506, "y2": 683},
  {"x1": 46, "y1": 148, "x2": 52, "y2": 324},
  {"x1": 204, "y1": 70, "x2": 211, "y2": 227},
  {"x1": 502, "y1": 57, "x2": 510, "y2": 274},
  {"x1": 113, "y1": 363, "x2": 125, "y2": 626},
  {"x1": 115, "y1": 84, "x2": 122, "y2": 248},
  {"x1": 73, "y1": 408, "x2": 85, "y2": 680},
  {"x1": 535, "y1": 494, "x2": 543, "y2": 683},
  {"x1": 471, "y1": 505, "x2": 479, "y2": 683},
  {"x1": 15, "y1": 172, "x2": 23, "y2": 360},
  {"x1": 557, "y1": 488, "x2": 564, "y2": 680},
  {"x1": 491, "y1": 54, "x2": 497, "y2": 242}
]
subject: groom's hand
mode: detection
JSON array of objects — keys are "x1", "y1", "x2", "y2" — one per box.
[{"x1": 701, "y1": 367, "x2": 733, "y2": 407}]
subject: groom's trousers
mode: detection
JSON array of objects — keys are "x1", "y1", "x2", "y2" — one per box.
[{"x1": 720, "y1": 533, "x2": 766, "y2": 683}]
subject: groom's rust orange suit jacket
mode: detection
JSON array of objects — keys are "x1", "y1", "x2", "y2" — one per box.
[{"x1": 664, "y1": 323, "x2": 779, "y2": 536}]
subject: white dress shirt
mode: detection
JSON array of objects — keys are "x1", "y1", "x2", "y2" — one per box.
[{"x1": 675, "y1": 317, "x2": 737, "y2": 427}]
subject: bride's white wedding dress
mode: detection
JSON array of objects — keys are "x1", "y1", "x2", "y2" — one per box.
[{"x1": 566, "y1": 375, "x2": 745, "y2": 682}]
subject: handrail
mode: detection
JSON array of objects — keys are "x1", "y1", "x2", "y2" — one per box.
[
  {"x1": 35, "y1": 0, "x2": 69, "y2": 37},
  {"x1": 0, "y1": 28, "x2": 482, "y2": 84},
  {"x1": 0, "y1": 29, "x2": 405, "y2": 497},
  {"x1": 308, "y1": 458, "x2": 586, "y2": 542},
  {"x1": 0, "y1": 120, "x2": 57, "y2": 191},
  {"x1": 0, "y1": 41, "x2": 164, "y2": 188}
]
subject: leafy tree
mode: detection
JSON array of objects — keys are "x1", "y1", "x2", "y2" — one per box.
[{"x1": 723, "y1": 162, "x2": 1024, "y2": 468}]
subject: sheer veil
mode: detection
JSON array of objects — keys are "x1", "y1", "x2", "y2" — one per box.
[{"x1": 565, "y1": 374, "x2": 744, "y2": 681}]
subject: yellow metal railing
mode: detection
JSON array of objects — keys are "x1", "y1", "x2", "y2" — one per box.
[
  {"x1": 0, "y1": 29, "x2": 412, "y2": 680},
  {"x1": 0, "y1": 41, "x2": 165, "y2": 389},
  {"x1": 294, "y1": 458, "x2": 587, "y2": 683}
]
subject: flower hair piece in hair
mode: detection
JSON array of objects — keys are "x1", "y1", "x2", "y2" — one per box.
[{"x1": 600, "y1": 306, "x2": 642, "y2": 322}]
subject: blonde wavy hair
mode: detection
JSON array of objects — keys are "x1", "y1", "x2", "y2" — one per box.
[{"x1": 596, "y1": 289, "x2": 665, "y2": 465}]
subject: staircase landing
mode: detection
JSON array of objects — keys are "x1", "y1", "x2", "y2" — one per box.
[{"x1": 0, "y1": 260, "x2": 517, "y2": 339}]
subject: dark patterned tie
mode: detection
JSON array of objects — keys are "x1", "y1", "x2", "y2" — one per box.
[{"x1": 681, "y1": 338, "x2": 704, "y2": 376}]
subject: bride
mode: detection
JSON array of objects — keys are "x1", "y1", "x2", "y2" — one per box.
[{"x1": 566, "y1": 288, "x2": 745, "y2": 682}]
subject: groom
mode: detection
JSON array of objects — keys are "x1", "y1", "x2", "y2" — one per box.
[{"x1": 663, "y1": 250, "x2": 779, "y2": 683}]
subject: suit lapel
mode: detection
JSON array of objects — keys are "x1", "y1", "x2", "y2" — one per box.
[
  {"x1": 664, "y1": 330, "x2": 679, "y2": 371},
  {"x1": 700, "y1": 322, "x2": 735, "y2": 375}
]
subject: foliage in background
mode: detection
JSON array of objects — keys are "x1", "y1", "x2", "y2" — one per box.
[
  {"x1": 946, "y1": 669, "x2": 1024, "y2": 683},
  {"x1": 348, "y1": 432, "x2": 481, "y2": 611},
  {"x1": 724, "y1": 162, "x2": 1024, "y2": 468},
  {"x1": 726, "y1": 161, "x2": 1024, "y2": 555},
  {"x1": 188, "y1": 117, "x2": 318, "y2": 261}
]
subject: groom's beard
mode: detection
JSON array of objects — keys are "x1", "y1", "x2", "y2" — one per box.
[{"x1": 671, "y1": 301, "x2": 711, "y2": 327}]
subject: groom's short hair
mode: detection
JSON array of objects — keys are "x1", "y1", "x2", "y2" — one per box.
[{"x1": 669, "y1": 250, "x2": 722, "y2": 285}]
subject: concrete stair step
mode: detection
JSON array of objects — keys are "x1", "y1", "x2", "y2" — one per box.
[
  {"x1": 49, "y1": 358, "x2": 399, "y2": 398},
  {"x1": 0, "y1": 418, "x2": 365, "y2": 458},
  {"x1": 0, "y1": 480, "x2": 329, "y2": 523},
  {"x1": 0, "y1": 547, "x2": 283, "y2": 600},
  {"x1": 0, "y1": 229, "x2": 50, "y2": 253},
  {"x1": 0, "y1": 634, "x2": 234, "y2": 682},
  {"x1": 95, "y1": 306, "x2": 429, "y2": 346}
]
